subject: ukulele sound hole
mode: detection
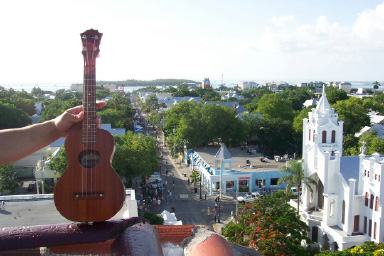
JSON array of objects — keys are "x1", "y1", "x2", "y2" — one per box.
[{"x1": 78, "y1": 150, "x2": 100, "y2": 168}]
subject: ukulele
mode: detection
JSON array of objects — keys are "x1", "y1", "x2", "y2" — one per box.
[{"x1": 54, "y1": 29, "x2": 125, "y2": 222}]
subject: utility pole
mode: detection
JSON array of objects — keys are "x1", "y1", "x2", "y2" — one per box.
[{"x1": 235, "y1": 189, "x2": 238, "y2": 222}]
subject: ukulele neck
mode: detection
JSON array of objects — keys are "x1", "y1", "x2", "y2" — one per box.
[{"x1": 82, "y1": 64, "x2": 97, "y2": 146}]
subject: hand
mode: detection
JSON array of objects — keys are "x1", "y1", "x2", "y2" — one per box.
[{"x1": 54, "y1": 101, "x2": 106, "y2": 137}]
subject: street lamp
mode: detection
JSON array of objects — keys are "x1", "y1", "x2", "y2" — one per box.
[{"x1": 217, "y1": 195, "x2": 221, "y2": 223}]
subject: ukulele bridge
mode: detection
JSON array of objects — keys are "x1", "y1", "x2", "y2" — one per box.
[{"x1": 74, "y1": 192, "x2": 104, "y2": 199}]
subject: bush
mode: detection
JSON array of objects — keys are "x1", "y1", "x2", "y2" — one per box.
[{"x1": 141, "y1": 211, "x2": 164, "y2": 225}]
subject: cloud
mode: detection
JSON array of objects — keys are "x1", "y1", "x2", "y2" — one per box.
[
  {"x1": 270, "y1": 15, "x2": 295, "y2": 27},
  {"x1": 255, "y1": 2, "x2": 384, "y2": 54}
]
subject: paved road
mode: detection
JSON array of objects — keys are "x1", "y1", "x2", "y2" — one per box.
[{"x1": 142, "y1": 123, "x2": 236, "y2": 226}]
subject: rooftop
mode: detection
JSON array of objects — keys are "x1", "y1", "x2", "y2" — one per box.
[{"x1": 195, "y1": 146, "x2": 285, "y2": 172}]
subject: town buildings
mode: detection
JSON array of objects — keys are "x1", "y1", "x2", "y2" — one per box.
[
  {"x1": 301, "y1": 86, "x2": 384, "y2": 251},
  {"x1": 185, "y1": 144, "x2": 285, "y2": 196},
  {"x1": 237, "y1": 81, "x2": 258, "y2": 90}
]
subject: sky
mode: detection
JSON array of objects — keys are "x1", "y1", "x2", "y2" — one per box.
[{"x1": 1, "y1": 0, "x2": 384, "y2": 86}]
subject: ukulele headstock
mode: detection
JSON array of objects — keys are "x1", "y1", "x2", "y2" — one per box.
[{"x1": 81, "y1": 29, "x2": 102, "y2": 65}]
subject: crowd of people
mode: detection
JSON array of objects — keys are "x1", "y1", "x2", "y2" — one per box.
[{"x1": 134, "y1": 118, "x2": 177, "y2": 214}]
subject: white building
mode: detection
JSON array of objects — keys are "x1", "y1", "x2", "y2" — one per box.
[
  {"x1": 221, "y1": 91, "x2": 244, "y2": 101},
  {"x1": 238, "y1": 81, "x2": 258, "y2": 90},
  {"x1": 301, "y1": 86, "x2": 384, "y2": 251}
]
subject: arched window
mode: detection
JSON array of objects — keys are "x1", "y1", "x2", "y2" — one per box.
[
  {"x1": 364, "y1": 170, "x2": 367, "y2": 176},
  {"x1": 370, "y1": 194, "x2": 374, "y2": 209},
  {"x1": 365, "y1": 192, "x2": 369, "y2": 206},
  {"x1": 375, "y1": 196, "x2": 379, "y2": 212},
  {"x1": 313, "y1": 130, "x2": 316, "y2": 142},
  {"x1": 322, "y1": 130, "x2": 327, "y2": 143},
  {"x1": 331, "y1": 130, "x2": 336, "y2": 143},
  {"x1": 309, "y1": 129, "x2": 311, "y2": 141},
  {"x1": 342, "y1": 200, "x2": 345, "y2": 224},
  {"x1": 312, "y1": 226, "x2": 318, "y2": 242}
]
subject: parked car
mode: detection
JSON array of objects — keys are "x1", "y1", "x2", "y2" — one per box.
[
  {"x1": 237, "y1": 192, "x2": 260, "y2": 203},
  {"x1": 28, "y1": 181, "x2": 36, "y2": 191},
  {"x1": 147, "y1": 172, "x2": 162, "y2": 183},
  {"x1": 291, "y1": 187, "x2": 302, "y2": 196}
]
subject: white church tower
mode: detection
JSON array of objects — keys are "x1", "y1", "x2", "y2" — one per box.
[{"x1": 301, "y1": 86, "x2": 384, "y2": 251}]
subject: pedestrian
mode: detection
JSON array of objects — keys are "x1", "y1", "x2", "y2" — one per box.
[
  {"x1": 207, "y1": 207, "x2": 211, "y2": 220},
  {"x1": 169, "y1": 190, "x2": 172, "y2": 201},
  {"x1": 166, "y1": 170, "x2": 168, "y2": 176},
  {"x1": 187, "y1": 178, "x2": 190, "y2": 186},
  {"x1": 172, "y1": 180, "x2": 175, "y2": 188},
  {"x1": 158, "y1": 198, "x2": 161, "y2": 209}
]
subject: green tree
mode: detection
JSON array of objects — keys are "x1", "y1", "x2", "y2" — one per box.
[
  {"x1": 0, "y1": 164, "x2": 21, "y2": 195},
  {"x1": 0, "y1": 102, "x2": 31, "y2": 129},
  {"x1": 189, "y1": 171, "x2": 200, "y2": 187},
  {"x1": 332, "y1": 97, "x2": 370, "y2": 135},
  {"x1": 11, "y1": 98, "x2": 36, "y2": 116},
  {"x1": 223, "y1": 191, "x2": 311, "y2": 255},
  {"x1": 40, "y1": 98, "x2": 82, "y2": 122},
  {"x1": 343, "y1": 134, "x2": 360, "y2": 156},
  {"x1": 325, "y1": 88, "x2": 348, "y2": 104},
  {"x1": 142, "y1": 94, "x2": 159, "y2": 113},
  {"x1": 278, "y1": 160, "x2": 317, "y2": 213},
  {"x1": 200, "y1": 104, "x2": 246, "y2": 147},
  {"x1": 164, "y1": 101, "x2": 198, "y2": 137},
  {"x1": 316, "y1": 241, "x2": 384, "y2": 255},
  {"x1": 359, "y1": 130, "x2": 384, "y2": 155},
  {"x1": 99, "y1": 108, "x2": 133, "y2": 131},
  {"x1": 364, "y1": 94, "x2": 384, "y2": 114},
  {"x1": 281, "y1": 87, "x2": 312, "y2": 111},
  {"x1": 47, "y1": 148, "x2": 68, "y2": 176},
  {"x1": 241, "y1": 113, "x2": 263, "y2": 144},
  {"x1": 255, "y1": 118, "x2": 295, "y2": 155},
  {"x1": 255, "y1": 94, "x2": 295, "y2": 121},
  {"x1": 373, "y1": 81, "x2": 381, "y2": 90},
  {"x1": 113, "y1": 132, "x2": 158, "y2": 184},
  {"x1": 96, "y1": 87, "x2": 111, "y2": 100}
]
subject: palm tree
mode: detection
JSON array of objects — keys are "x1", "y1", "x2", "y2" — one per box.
[
  {"x1": 190, "y1": 171, "x2": 200, "y2": 187},
  {"x1": 373, "y1": 81, "x2": 380, "y2": 90},
  {"x1": 278, "y1": 159, "x2": 317, "y2": 213}
]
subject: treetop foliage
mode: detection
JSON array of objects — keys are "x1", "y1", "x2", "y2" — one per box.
[{"x1": 223, "y1": 191, "x2": 311, "y2": 255}]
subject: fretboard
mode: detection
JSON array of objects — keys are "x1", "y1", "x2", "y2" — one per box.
[{"x1": 82, "y1": 65, "x2": 97, "y2": 146}]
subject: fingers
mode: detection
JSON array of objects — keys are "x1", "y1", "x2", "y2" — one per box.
[
  {"x1": 96, "y1": 116, "x2": 101, "y2": 128},
  {"x1": 66, "y1": 102, "x2": 106, "y2": 114},
  {"x1": 96, "y1": 101, "x2": 107, "y2": 109}
]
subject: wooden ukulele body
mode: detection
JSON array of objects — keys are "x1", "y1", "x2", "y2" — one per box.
[{"x1": 54, "y1": 128, "x2": 125, "y2": 222}]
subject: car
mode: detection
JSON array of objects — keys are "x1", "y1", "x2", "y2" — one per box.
[
  {"x1": 28, "y1": 181, "x2": 36, "y2": 191},
  {"x1": 148, "y1": 172, "x2": 162, "y2": 183},
  {"x1": 291, "y1": 187, "x2": 302, "y2": 196},
  {"x1": 237, "y1": 192, "x2": 260, "y2": 203}
]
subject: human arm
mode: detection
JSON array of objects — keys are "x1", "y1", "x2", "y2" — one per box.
[{"x1": 0, "y1": 102, "x2": 106, "y2": 165}]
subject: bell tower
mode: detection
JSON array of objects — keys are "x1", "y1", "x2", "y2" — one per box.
[{"x1": 302, "y1": 86, "x2": 344, "y2": 171}]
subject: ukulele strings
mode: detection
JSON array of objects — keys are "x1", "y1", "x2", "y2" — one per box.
[
  {"x1": 82, "y1": 38, "x2": 86, "y2": 198},
  {"x1": 91, "y1": 35, "x2": 97, "y2": 197}
]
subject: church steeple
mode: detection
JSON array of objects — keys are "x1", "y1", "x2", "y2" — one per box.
[
  {"x1": 303, "y1": 85, "x2": 344, "y2": 156},
  {"x1": 314, "y1": 85, "x2": 332, "y2": 115}
]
